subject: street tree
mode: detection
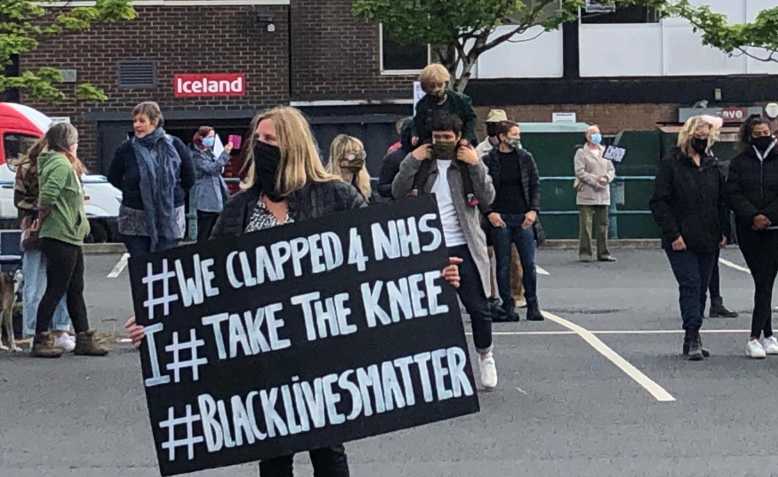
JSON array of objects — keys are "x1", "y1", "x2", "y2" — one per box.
[
  {"x1": 0, "y1": 0, "x2": 136, "y2": 103},
  {"x1": 353, "y1": 0, "x2": 666, "y2": 92},
  {"x1": 663, "y1": 0, "x2": 778, "y2": 63}
]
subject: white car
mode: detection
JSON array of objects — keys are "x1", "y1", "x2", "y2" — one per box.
[{"x1": 0, "y1": 163, "x2": 122, "y2": 242}]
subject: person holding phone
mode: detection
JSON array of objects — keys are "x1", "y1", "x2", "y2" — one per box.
[
  {"x1": 190, "y1": 126, "x2": 232, "y2": 241},
  {"x1": 483, "y1": 121, "x2": 544, "y2": 322},
  {"x1": 726, "y1": 115, "x2": 778, "y2": 359},
  {"x1": 650, "y1": 115, "x2": 728, "y2": 361}
]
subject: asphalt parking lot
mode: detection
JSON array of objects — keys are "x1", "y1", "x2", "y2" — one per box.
[{"x1": 2, "y1": 247, "x2": 777, "y2": 477}]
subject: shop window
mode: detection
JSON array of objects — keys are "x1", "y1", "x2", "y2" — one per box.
[
  {"x1": 118, "y1": 60, "x2": 156, "y2": 89},
  {"x1": 581, "y1": 3, "x2": 660, "y2": 23},
  {"x1": 380, "y1": 24, "x2": 429, "y2": 74}
]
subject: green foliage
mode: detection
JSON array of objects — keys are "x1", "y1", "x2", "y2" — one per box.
[
  {"x1": 353, "y1": 0, "x2": 664, "y2": 91},
  {"x1": 0, "y1": 0, "x2": 136, "y2": 103},
  {"x1": 666, "y1": 0, "x2": 778, "y2": 62}
]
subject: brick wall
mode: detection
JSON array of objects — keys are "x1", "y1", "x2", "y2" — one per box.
[
  {"x1": 474, "y1": 104, "x2": 678, "y2": 136},
  {"x1": 290, "y1": 0, "x2": 414, "y2": 101},
  {"x1": 20, "y1": 5, "x2": 290, "y2": 169}
]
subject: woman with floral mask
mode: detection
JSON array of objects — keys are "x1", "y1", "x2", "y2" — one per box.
[
  {"x1": 327, "y1": 134, "x2": 375, "y2": 202},
  {"x1": 574, "y1": 124, "x2": 616, "y2": 262},
  {"x1": 190, "y1": 126, "x2": 232, "y2": 241}
]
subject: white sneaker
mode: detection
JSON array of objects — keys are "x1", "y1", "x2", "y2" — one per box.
[
  {"x1": 746, "y1": 339, "x2": 767, "y2": 359},
  {"x1": 762, "y1": 336, "x2": 778, "y2": 355},
  {"x1": 54, "y1": 333, "x2": 75, "y2": 353},
  {"x1": 478, "y1": 351, "x2": 498, "y2": 390}
]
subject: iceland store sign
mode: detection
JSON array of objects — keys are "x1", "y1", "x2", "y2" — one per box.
[{"x1": 174, "y1": 73, "x2": 246, "y2": 98}]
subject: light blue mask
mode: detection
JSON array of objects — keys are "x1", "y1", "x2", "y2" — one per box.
[
  {"x1": 590, "y1": 133, "x2": 602, "y2": 145},
  {"x1": 202, "y1": 136, "x2": 215, "y2": 148}
]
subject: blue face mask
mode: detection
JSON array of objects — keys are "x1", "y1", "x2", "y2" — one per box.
[
  {"x1": 590, "y1": 133, "x2": 602, "y2": 145},
  {"x1": 202, "y1": 136, "x2": 215, "y2": 148}
]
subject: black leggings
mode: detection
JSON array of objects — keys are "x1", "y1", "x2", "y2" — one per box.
[
  {"x1": 35, "y1": 238, "x2": 89, "y2": 335},
  {"x1": 738, "y1": 227, "x2": 778, "y2": 339},
  {"x1": 197, "y1": 211, "x2": 220, "y2": 242},
  {"x1": 259, "y1": 445, "x2": 349, "y2": 477}
]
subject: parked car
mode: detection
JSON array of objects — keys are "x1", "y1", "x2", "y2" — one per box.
[{"x1": 0, "y1": 103, "x2": 122, "y2": 242}]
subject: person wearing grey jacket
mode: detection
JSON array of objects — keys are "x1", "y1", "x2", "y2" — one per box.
[
  {"x1": 574, "y1": 125, "x2": 616, "y2": 262},
  {"x1": 190, "y1": 126, "x2": 232, "y2": 241},
  {"x1": 392, "y1": 112, "x2": 499, "y2": 391}
]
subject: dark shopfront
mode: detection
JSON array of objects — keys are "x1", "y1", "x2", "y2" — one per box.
[{"x1": 90, "y1": 104, "x2": 412, "y2": 188}]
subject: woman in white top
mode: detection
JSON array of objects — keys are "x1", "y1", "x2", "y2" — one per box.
[{"x1": 574, "y1": 125, "x2": 616, "y2": 262}]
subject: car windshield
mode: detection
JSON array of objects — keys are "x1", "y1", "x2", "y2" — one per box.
[{"x1": 4, "y1": 133, "x2": 39, "y2": 167}]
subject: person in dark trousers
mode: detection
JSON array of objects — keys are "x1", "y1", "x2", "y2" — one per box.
[
  {"x1": 377, "y1": 118, "x2": 413, "y2": 199},
  {"x1": 726, "y1": 115, "x2": 778, "y2": 359},
  {"x1": 190, "y1": 126, "x2": 232, "y2": 242},
  {"x1": 707, "y1": 156, "x2": 738, "y2": 318},
  {"x1": 484, "y1": 121, "x2": 544, "y2": 322},
  {"x1": 650, "y1": 115, "x2": 728, "y2": 361},
  {"x1": 393, "y1": 112, "x2": 499, "y2": 390},
  {"x1": 108, "y1": 101, "x2": 194, "y2": 256},
  {"x1": 126, "y1": 106, "x2": 464, "y2": 476},
  {"x1": 31, "y1": 123, "x2": 109, "y2": 358}
]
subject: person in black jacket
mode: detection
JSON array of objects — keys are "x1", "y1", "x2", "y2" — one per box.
[
  {"x1": 484, "y1": 121, "x2": 544, "y2": 322},
  {"x1": 108, "y1": 101, "x2": 194, "y2": 256},
  {"x1": 726, "y1": 116, "x2": 778, "y2": 359},
  {"x1": 412, "y1": 64, "x2": 477, "y2": 146},
  {"x1": 377, "y1": 118, "x2": 413, "y2": 199},
  {"x1": 650, "y1": 115, "x2": 728, "y2": 361}
]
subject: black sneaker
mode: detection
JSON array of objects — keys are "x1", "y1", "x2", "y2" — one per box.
[
  {"x1": 526, "y1": 305, "x2": 544, "y2": 321},
  {"x1": 493, "y1": 306, "x2": 519, "y2": 323},
  {"x1": 687, "y1": 336, "x2": 704, "y2": 361}
]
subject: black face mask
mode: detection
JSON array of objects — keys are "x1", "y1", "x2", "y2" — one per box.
[
  {"x1": 752, "y1": 136, "x2": 775, "y2": 153},
  {"x1": 691, "y1": 137, "x2": 708, "y2": 155},
  {"x1": 253, "y1": 140, "x2": 282, "y2": 201}
]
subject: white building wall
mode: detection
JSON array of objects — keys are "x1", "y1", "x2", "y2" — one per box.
[{"x1": 476, "y1": 0, "x2": 778, "y2": 79}]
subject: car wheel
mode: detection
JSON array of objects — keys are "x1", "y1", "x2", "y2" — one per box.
[{"x1": 86, "y1": 220, "x2": 109, "y2": 243}]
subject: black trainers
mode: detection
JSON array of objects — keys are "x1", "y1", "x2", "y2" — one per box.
[{"x1": 493, "y1": 305, "x2": 519, "y2": 323}]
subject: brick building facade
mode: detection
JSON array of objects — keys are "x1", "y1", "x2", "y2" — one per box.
[{"x1": 15, "y1": 0, "x2": 778, "y2": 177}]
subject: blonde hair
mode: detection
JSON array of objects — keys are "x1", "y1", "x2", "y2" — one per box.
[
  {"x1": 239, "y1": 113, "x2": 263, "y2": 191},
  {"x1": 241, "y1": 107, "x2": 338, "y2": 195},
  {"x1": 328, "y1": 134, "x2": 371, "y2": 199},
  {"x1": 419, "y1": 64, "x2": 450, "y2": 91},
  {"x1": 677, "y1": 115, "x2": 721, "y2": 157},
  {"x1": 132, "y1": 101, "x2": 163, "y2": 127}
]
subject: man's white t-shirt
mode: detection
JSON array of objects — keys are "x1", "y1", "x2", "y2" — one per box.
[{"x1": 431, "y1": 160, "x2": 467, "y2": 247}]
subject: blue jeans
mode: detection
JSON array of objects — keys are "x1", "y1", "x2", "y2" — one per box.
[
  {"x1": 123, "y1": 236, "x2": 178, "y2": 257},
  {"x1": 664, "y1": 248, "x2": 717, "y2": 331},
  {"x1": 22, "y1": 250, "x2": 70, "y2": 337},
  {"x1": 491, "y1": 214, "x2": 538, "y2": 309}
]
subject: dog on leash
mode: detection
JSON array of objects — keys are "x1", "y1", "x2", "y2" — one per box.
[{"x1": 0, "y1": 270, "x2": 21, "y2": 352}]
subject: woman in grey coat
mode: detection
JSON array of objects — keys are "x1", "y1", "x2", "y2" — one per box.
[{"x1": 190, "y1": 126, "x2": 232, "y2": 241}]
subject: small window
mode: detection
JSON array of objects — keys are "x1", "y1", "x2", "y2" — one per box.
[
  {"x1": 118, "y1": 60, "x2": 156, "y2": 89},
  {"x1": 581, "y1": 4, "x2": 660, "y2": 24},
  {"x1": 380, "y1": 24, "x2": 429, "y2": 74},
  {"x1": 4, "y1": 133, "x2": 39, "y2": 170}
]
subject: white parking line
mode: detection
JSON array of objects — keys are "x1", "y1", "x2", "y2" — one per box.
[
  {"x1": 542, "y1": 311, "x2": 676, "y2": 402},
  {"x1": 486, "y1": 329, "x2": 750, "y2": 336},
  {"x1": 107, "y1": 253, "x2": 130, "y2": 279},
  {"x1": 719, "y1": 258, "x2": 751, "y2": 275},
  {"x1": 536, "y1": 265, "x2": 550, "y2": 276}
]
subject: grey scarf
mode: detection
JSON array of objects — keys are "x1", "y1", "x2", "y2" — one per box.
[{"x1": 131, "y1": 127, "x2": 180, "y2": 252}]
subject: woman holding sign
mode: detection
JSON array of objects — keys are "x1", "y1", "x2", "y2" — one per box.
[
  {"x1": 190, "y1": 126, "x2": 232, "y2": 242},
  {"x1": 127, "y1": 106, "x2": 463, "y2": 476},
  {"x1": 574, "y1": 125, "x2": 616, "y2": 262}
]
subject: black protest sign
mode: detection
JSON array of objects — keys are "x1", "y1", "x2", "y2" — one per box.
[{"x1": 129, "y1": 196, "x2": 480, "y2": 476}]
